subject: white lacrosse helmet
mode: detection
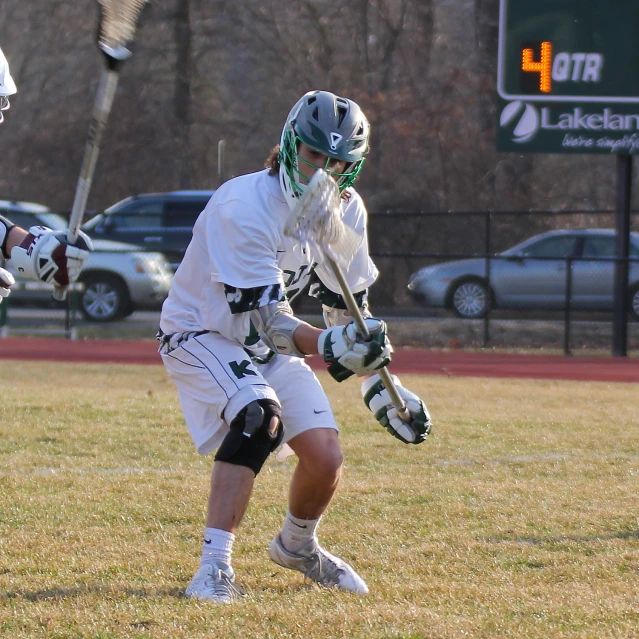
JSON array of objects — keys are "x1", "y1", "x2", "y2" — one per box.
[
  {"x1": 279, "y1": 90, "x2": 370, "y2": 211},
  {"x1": 0, "y1": 46, "x2": 17, "y2": 124}
]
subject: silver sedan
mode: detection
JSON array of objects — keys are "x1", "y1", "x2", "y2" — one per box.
[{"x1": 407, "y1": 229, "x2": 639, "y2": 320}]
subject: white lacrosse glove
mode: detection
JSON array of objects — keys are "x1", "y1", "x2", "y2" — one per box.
[
  {"x1": 10, "y1": 226, "x2": 93, "y2": 288},
  {"x1": 361, "y1": 373, "x2": 432, "y2": 444},
  {"x1": 0, "y1": 266, "x2": 15, "y2": 302},
  {"x1": 318, "y1": 318, "x2": 392, "y2": 382}
]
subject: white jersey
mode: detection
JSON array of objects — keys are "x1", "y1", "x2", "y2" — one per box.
[{"x1": 160, "y1": 169, "x2": 378, "y2": 348}]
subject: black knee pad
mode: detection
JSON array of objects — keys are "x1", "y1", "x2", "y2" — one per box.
[{"x1": 215, "y1": 399, "x2": 284, "y2": 475}]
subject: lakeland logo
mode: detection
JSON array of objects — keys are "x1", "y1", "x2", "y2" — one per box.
[
  {"x1": 500, "y1": 102, "x2": 639, "y2": 150},
  {"x1": 500, "y1": 101, "x2": 539, "y2": 143}
]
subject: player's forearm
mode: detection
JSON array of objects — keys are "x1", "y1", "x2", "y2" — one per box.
[
  {"x1": 6, "y1": 226, "x2": 28, "y2": 254},
  {"x1": 0, "y1": 216, "x2": 27, "y2": 259},
  {"x1": 293, "y1": 322, "x2": 323, "y2": 356}
]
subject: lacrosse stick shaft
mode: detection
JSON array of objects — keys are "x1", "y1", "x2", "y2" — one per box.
[
  {"x1": 68, "y1": 68, "x2": 118, "y2": 244},
  {"x1": 51, "y1": 69, "x2": 118, "y2": 302},
  {"x1": 325, "y1": 253, "x2": 411, "y2": 421}
]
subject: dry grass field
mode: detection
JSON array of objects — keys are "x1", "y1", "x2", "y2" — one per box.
[{"x1": 1, "y1": 361, "x2": 638, "y2": 638}]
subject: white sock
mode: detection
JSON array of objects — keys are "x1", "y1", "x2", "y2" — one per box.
[
  {"x1": 279, "y1": 509, "x2": 320, "y2": 553},
  {"x1": 200, "y1": 527, "x2": 234, "y2": 567}
]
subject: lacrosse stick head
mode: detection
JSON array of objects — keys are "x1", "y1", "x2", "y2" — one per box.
[
  {"x1": 97, "y1": 0, "x2": 150, "y2": 62},
  {"x1": 283, "y1": 169, "x2": 360, "y2": 269}
]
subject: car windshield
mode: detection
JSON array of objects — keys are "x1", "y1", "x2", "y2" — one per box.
[{"x1": 81, "y1": 214, "x2": 104, "y2": 231}]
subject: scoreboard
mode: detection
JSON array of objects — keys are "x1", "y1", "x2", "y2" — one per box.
[{"x1": 496, "y1": 0, "x2": 639, "y2": 153}]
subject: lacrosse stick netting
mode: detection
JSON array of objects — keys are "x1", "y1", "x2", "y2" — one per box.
[
  {"x1": 98, "y1": 0, "x2": 149, "y2": 60},
  {"x1": 284, "y1": 170, "x2": 410, "y2": 420}
]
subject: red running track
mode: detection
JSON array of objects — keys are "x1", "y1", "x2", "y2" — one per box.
[{"x1": 1, "y1": 337, "x2": 638, "y2": 383}]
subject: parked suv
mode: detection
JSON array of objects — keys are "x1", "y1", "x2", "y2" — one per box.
[
  {"x1": 0, "y1": 199, "x2": 173, "y2": 322},
  {"x1": 82, "y1": 190, "x2": 215, "y2": 270}
]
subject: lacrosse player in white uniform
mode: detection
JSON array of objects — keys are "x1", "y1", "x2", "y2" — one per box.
[
  {"x1": 0, "y1": 46, "x2": 92, "y2": 303},
  {"x1": 159, "y1": 90, "x2": 431, "y2": 602}
]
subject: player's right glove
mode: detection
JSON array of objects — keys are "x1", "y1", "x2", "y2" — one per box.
[
  {"x1": 318, "y1": 318, "x2": 392, "y2": 382},
  {"x1": 10, "y1": 226, "x2": 93, "y2": 288},
  {"x1": 361, "y1": 373, "x2": 432, "y2": 444},
  {"x1": 0, "y1": 266, "x2": 15, "y2": 303}
]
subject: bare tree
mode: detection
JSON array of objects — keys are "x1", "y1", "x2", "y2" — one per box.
[{"x1": 0, "y1": 0, "x2": 626, "y2": 219}]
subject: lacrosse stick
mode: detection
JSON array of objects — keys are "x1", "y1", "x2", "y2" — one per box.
[
  {"x1": 284, "y1": 169, "x2": 410, "y2": 421},
  {"x1": 53, "y1": 0, "x2": 150, "y2": 301}
]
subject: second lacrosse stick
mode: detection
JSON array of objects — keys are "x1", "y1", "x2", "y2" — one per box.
[{"x1": 53, "y1": 0, "x2": 150, "y2": 301}]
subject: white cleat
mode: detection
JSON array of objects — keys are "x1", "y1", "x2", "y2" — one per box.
[
  {"x1": 185, "y1": 562, "x2": 247, "y2": 603},
  {"x1": 268, "y1": 534, "x2": 369, "y2": 594}
]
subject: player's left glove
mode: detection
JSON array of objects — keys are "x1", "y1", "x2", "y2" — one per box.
[
  {"x1": 0, "y1": 266, "x2": 15, "y2": 303},
  {"x1": 10, "y1": 226, "x2": 93, "y2": 288},
  {"x1": 318, "y1": 318, "x2": 392, "y2": 382},
  {"x1": 361, "y1": 373, "x2": 432, "y2": 444}
]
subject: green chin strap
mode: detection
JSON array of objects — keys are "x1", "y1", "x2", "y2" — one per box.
[{"x1": 279, "y1": 132, "x2": 365, "y2": 196}]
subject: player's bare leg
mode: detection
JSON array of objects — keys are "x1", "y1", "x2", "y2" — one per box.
[
  {"x1": 269, "y1": 428, "x2": 368, "y2": 594},
  {"x1": 185, "y1": 462, "x2": 254, "y2": 602},
  {"x1": 287, "y1": 428, "x2": 343, "y2": 519},
  {"x1": 206, "y1": 461, "x2": 255, "y2": 532}
]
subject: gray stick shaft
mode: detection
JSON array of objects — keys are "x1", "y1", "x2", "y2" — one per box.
[
  {"x1": 326, "y1": 253, "x2": 410, "y2": 421},
  {"x1": 51, "y1": 69, "x2": 119, "y2": 302},
  {"x1": 67, "y1": 68, "x2": 119, "y2": 243}
]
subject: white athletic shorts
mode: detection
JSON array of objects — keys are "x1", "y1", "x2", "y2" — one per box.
[{"x1": 160, "y1": 331, "x2": 338, "y2": 454}]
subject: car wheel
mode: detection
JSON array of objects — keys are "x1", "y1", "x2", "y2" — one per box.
[
  {"x1": 78, "y1": 273, "x2": 133, "y2": 322},
  {"x1": 449, "y1": 279, "x2": 490, "y2": 319},
  {"x1": 630, "y1": 283, "x2": 639, "y2": 321}
]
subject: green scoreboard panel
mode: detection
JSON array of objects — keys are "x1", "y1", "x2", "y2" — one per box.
[{"x1": 496, "y1": 0, "x2": 639, "y2": 153}]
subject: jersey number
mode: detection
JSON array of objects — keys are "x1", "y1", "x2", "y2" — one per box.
[{"x1": 283, "y1": 263, "x2": 318, "y2": 300}]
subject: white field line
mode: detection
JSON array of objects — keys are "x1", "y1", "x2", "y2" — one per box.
[
  {"x1": 0, "y1": 466, "x2": 187, "y2": 477},
  {"x1": 2, "y1": 451, "x2": 639, "y2": 477}
]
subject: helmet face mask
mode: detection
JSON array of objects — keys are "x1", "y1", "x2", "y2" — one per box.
[
  {"x1": 279, "y1": 91, "x2": 370, "y2": 210},
  {"x1": 280, "y1": 130, "x2": 365, "y2": 195}
]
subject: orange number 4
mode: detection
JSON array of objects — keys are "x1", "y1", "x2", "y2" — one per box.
[{"x1": 522, "y1": 41, "x2": 552, "y2": 93}]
